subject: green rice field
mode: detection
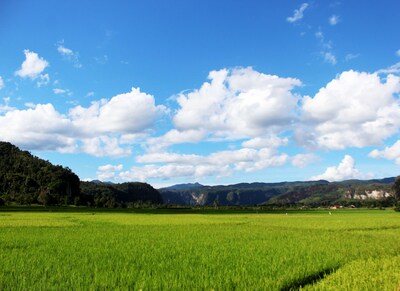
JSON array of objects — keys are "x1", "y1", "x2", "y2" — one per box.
[{"x1": 0, "y1": 208, "x2": 399, "y2": 290}]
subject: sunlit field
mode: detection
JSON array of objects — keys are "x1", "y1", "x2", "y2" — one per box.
[{"x1": 0, "y1": 209, "x2": 399, "y2": 290}]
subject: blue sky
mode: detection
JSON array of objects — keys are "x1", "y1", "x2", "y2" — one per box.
[{"x1": 1, "y1": 1, "x2": 400, "y2": 187}]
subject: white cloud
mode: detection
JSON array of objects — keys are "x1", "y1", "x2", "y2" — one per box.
[
  {"x1": 98, "y1": 164, "x2": 124, "y2": 172},
  {"x1": 329, "y1": 15, "x2": 340, "y2": 26},
  {"x1": 0, "y1": 103, "x2": 76, "y2": 151},
  {"x1": 292, "y1": 153, "x2": 319, "y2": 168},
  {"x1": 298, "y1": 70, "x2": 400, "y2": 149},
  {"x1": 315, "y1": 31, "x2": 324, "y2": 41},
  {"x1": 0, "y1": 76, "x2": 4, "y2": 89},
  {"x1": 345, "y1": 53, "x2": 359, "y2": 62},
  {"x1": 0, "y1": 97, "x2": 16, "y2": 113},
  {"x1": 70, "y1": 87, "x2": 166, "y2": 136},
  {"x1": 36, "y1": 73, "x2": 50, "y2": 87},
  {"x1": 173, "y1": 67, "x2": 301, "y2": 140},
  {"x1": 315, "y1": 30, "x2": 336, "y2": 65},
  {"x1": 323, "y1": 52, "x2": 337, "y2": 65},
  {"x1": 145, "y1": 129, "x2": 206, "y2": 152},
  {"x1": 53, "y1": 88, "x2": 72, "y2": 96},
  {"x1": 376, "y1": 62, "x2": 400, "y2": 74},
  {"x1": 119, "y1": 164, "x2": 229, "y2": 182},
  {"x1": 57, "y1": 46, "x2": 73, "y2": 56},
  {"x1": 0, "y1": 87, "x2": 165, "y2": 156},
  {"x1": 369, "y1": 140, "x2": 400, "y2": 165},
  {"x1": 310, "y1": 155, "x2": 372, "y2": 181},
  {"x1": 85, "y1": 91, "x2": 95, "y2": 98},
  {"x1": 96, "y1": 164, "x2": 123, "y2": 181},
  {"x1": 57, "y1": 41, "x2": 82, "y2": 68},
  {"x1": 396, "y1": 49, "x2": 400, "y2": 57},
  {"x1": 127, "y1": 140, "x2": 289, "y2": 181},
  {"x1": 24, "y1": 102, "x2": 36, "y2": 109},
  {"x1": 80, "y1": 136, "x2": 131, "y2": 157},
  {"x1": 287, "y1": 3, "x2": 309, "y2": 23},
  {"x1": 241, "y1": 136, "x2": 288, "y2": 149},
  {"x1": 15, "y1": 50, "x2": 49, "y2": 79},
  {"x1": 53, "y1": 88, "x2": 67, "y2": 94}
]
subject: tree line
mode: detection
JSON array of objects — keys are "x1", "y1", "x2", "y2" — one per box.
[{"x1": 0, "y1": 142, "x2": 161, "y2": 207}]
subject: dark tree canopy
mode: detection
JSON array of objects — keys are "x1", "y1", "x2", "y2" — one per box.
[
  {"x1": 0, "y1": 142, "x2": 163, "y2": 207},
  {"x1": 0, "y1": 142, "x2": 80, "y2": 205},
  {"x1": 392, "y1": 176, "x2": 400, "y2": 201}
]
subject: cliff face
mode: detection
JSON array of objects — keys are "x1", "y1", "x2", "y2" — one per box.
[{"x1": 344, "y1": 190, "x2": 393, "y2": 200}]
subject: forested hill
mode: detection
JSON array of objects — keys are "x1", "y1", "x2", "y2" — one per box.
[
  {"x1": 0, "y1": 142, "x2": 80, "y2": 205},
  {"x1": 0, "y1": 142, "x2": 162, "y2": 207},
  {"x1": 159, "y1": 178, "x2": 397, "y2": 207}
]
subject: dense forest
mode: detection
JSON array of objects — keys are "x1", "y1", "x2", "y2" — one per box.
[
  {"x1": 80, "y1": 181, "x2": 162, "y2": 207},
  {"x1": 0, "y1": 142, "x2": 161, "y2": 207},
  {"x1": 0, "y1": 142, "x2": 80, "y2": 206}
]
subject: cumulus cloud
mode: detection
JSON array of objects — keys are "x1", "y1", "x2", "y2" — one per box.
[
  {"x1": 287, "y1": 3, "x2": 309, "y2": 23},
  {"x1": 298, "y1": 70, "x2": 400, "y2": 149},
  {"x1": 145, "y1": 129, "x2": 206, "y2": 152},
  {"x1": 122, "y1": 140, "x2": 289, "y2": 181},
  {"x1": 96, "y1": 164, "x2": 123, "y2": 181},
  {"x1": 119, "y1": 164, "x2": 229, "y2": 182},
  {"x1": 0, "y1": 103, "x2": 76, "y2": 152},
  {"x1": 329, "y1": 15, "x2": 340, "y2": 26},
  {"x1": 57, "y1": 41, "x2": 82, "y2": 68},
  {"x1": 369, "y1": 140, "x2": 400, "y2": 164},
  {"x1": 310, "y1": 155, "x2": 371, "y2": 181},
  {"x1": 292, "y1": 153, "x2": 319, "y2": 168},
  {"x1": 0, "y1": 76, "x2": 4, "y2": 89},
  {"x1": 0, "y1": 87, "x2": 165, "y2": 156},
  {"x1": 15, "y1": 50, "x2": 49, "y2": 79},
  {"x1": 173, "y1": 67, "x2": 302, "y2": 140},
  {"x1": 70, "y1": 87, "x2": 166, "y2": 136},
  {"x1": 241, "y1": 136, "x2": 288, "y2": 149},
  {"x1": 80, "y1": 136, "x2": 132, "y2": 157}
]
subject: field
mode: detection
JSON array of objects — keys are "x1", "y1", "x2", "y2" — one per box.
[{"x1": 0, "y1": 208, "x2": 399, "y2": 290}]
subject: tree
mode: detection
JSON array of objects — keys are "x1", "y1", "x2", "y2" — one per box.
[
  {"x1": 392, "y1": 176, "x2": 400, "y2": 211},
  {"x1": 392, "y1": 176, "x2": 400, "y2": 201}
]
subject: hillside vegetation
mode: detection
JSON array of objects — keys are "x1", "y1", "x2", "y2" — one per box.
[
  {"x1": 0, "y1": 141, "x2": 398, "y2": 208},
  {"x1": 159, "y1": 179, "x2": 396, "y2": 208},
  {"x1": 0, "y1": 142, "x2": 161, "y2": 207},
  {"x1": 0, "y1": 142, "x2": 80, "y2": 205}
]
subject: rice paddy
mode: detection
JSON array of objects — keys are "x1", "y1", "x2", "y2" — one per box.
[{"x1": 0, "y1": 209, "x2": 399, "y2": 290}]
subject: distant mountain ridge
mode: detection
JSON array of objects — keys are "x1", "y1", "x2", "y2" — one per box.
[{"x1": 159, "y1": 177, "x2": 396, "y2": 207}]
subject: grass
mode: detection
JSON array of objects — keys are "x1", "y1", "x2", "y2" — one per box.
[{"x1": 0, "y1": 208, "x2": 399, "y2": 290}]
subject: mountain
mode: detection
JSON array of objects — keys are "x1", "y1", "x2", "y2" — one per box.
[
  {"x1": 0, "y1": 141, "x2": 162, "y2": 207},
  {"x1": 80, "y1": 181, "x2": 162, "y2": 207},
  {"x1": 161, "y1": 182, "x2": 204, "y2": 190},
  {"x1": 0, "y1": 141, "x2": 80, "y2": 205},
  {"x1": 159, "y1": 178, "x2": 396, "y2": 207},
  {"x1": 0, "y1": 141, "x2": 396, "y2": 208}
]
